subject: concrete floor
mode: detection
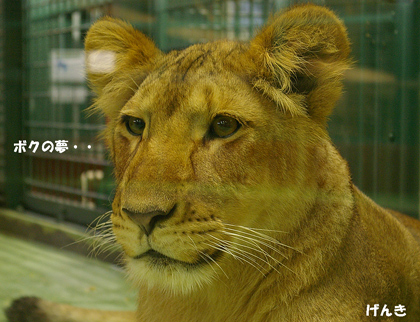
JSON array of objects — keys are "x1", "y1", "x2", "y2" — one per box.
[{"x1": 0, "y1": 233, "x2": 137, "y2": 322}]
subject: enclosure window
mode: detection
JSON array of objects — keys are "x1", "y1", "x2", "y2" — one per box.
[{"x1": 0, "y1": 0, "x2": 418, "y2": 223}]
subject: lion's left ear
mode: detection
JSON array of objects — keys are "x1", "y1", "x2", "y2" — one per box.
[
  {"x1": 84, "y1": 17, "x2": 161, "y2": 118},
  {"x1": 249, "y1": 4, "x2": 350, "y2": 123},
  {"x1": 85, "y1": 17, "x2": 161, "y2": 95}
]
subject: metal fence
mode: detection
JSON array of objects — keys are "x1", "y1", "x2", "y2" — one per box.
[
  {"x1": 0, "y1": 4, "x2": 5, "y2": 209},
  {"x1": 0, "y1": 0, "x2": 4, "y2": 206},
  {"x1": 18, "y1": 0, "x2": 282, "y2": 225},
  {"x1": 328, "y1": 1, "x2": 420, "y2": 216},
  {"x1": 151, "y1": 0, "x2": 275, "y2": 51},
  {"x1": 0, "y1": 0, "x2": 418, "y2": 224},
  {"x1": 20, "y1": 0, "x2": 113, "y2": 224}
]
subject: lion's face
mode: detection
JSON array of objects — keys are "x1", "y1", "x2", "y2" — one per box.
[
  {"x1": 85, "y1": 5, "x2": 350, "y2": 293},
  {"x1": 110, "y1": 43, "x2": 319, "y2": 292}
]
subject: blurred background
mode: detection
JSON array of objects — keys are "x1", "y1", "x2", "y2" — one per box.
[{"x1": 0, "y1": 0, "x2": 419, "y2": 228}]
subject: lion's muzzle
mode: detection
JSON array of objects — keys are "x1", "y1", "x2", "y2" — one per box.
[{"x1": 122, "y1": 206, "x2": 176, "y2": 236}]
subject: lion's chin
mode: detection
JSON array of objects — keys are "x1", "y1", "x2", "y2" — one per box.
[{"x1": 125, "y1": 251, "x2": 222, "y2": 294}]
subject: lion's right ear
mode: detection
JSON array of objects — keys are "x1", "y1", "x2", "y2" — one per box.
[
  {"x1": 85, "y1": 17, "x2": 161, "y2": 97},
  {"x1": 248, "y1": 4, "x2": 350, "y2": 124}
]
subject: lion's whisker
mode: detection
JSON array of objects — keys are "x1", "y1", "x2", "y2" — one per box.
[
  {"x1": 87, "y1": 211, "x2": 113, "y2": 229},
  {"x1": 220, "y1": 233, "x2": 275, "y2": 266},
  {"x1": 223, "y1": 225, "x2": 301, "y2": 253},
  {"x1": 128, "y1": 74, "x2": 141, "y2": 89},
  {"x1": 204, "y1": 238, "x2": 238, "y2": 261},
  {"x1": 200, "y1": 251, "x2": 229, "y2": 279},
  {"x1": 186, "y1": 236, "x2": 229, "y2": 279},
  {"x1": 224, "y1": 223, "x2": 288, "y2": 234},
  {"x1": 222, "y1": 232, "x2": 298, "y2": 276},
  {"x1": 211, "y1": 231, "x2": 272, "y2": 263},
  {"x1": 229, "y1": 244, "x2": 283, "y2": 276},
  {"x1": 222, "y1": 228, "x2": 290, "y2": 260},
  {"x1": 205, "y1": 240, "x2": 267, "y2": 276},
  {"x1": 206, "y1": 234, "x2": 281, "y2": 274},
  {"x1": 64, "y1": 211, "x2": 121, "y2": 260},
  {"x1": 209, "y1": 234, "x2": 283, "y2": 275},
  {"x1": 207, "y1": 230, "x2": 298, "y2": 276}
]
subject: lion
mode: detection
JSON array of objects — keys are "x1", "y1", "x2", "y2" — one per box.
[{"x1": 6, "y1": 4, "x2": 420, "y2": 322}]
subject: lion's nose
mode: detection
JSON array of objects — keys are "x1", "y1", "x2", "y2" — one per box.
[{"x1": 122, "y1": 208, "x2": 171, "y2": 236}]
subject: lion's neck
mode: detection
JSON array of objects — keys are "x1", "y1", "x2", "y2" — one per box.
[
  {"x1": 137, "y1": 264, "x2": 285, "y2": 322},
  {"x1": 137, "y1": 142, "x2": 355, "y2": 322},
  {"x1": 137, "y1": 205, "x2": 355, "y2": 322}
]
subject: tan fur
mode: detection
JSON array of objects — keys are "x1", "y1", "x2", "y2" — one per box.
[{"x1": 6, "y1": 4, "x2": 420, "y2": 322}]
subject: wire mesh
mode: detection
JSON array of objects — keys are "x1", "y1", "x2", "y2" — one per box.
[
  {"x1": 20, "y1": 0, "x2": 282, "y2": 224},
  {"x1": 0, "y1": 0, "x2": 4, "y2": 205},
  {"x1": 22, "y1": 0, "x2": 114, "y2": 224},
  {"x1": 14, "y1": 0, "x2": 420, "y2": 222},
  {"x1": 327, "y1": 1, "x2": 420, "y2": 216}
]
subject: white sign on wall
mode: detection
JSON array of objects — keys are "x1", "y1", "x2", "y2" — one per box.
[
  {"x1": 51, "y1": 49, "x2": 85, "y2": 83},
  {"x1": 50, "y1": 49, "x2": 87, "y2": 103}
]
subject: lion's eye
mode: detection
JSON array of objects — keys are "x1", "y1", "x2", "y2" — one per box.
[
  {"x1": 210, "y1": 115, "x2": 240, "y2": 138},
  {"x1": 124, "y1": 116, "x2": 146, "y2": 136}
]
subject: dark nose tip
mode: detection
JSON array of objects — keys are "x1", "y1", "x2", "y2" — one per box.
[{"x1": 122, "y1": 208, "x2": 170, "y2": 236}]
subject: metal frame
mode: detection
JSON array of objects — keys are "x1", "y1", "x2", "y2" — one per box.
[
  {"x1": 3, "y1": 0, "x2": 24, "y2": 209},
  {"x1": 0, "y1": 0, "x2": 418, "y2": 223},
  {"x1": 21, "y1": 0, "x2": 113, "y2": 224},
  {"x1": 0, "y1": 0, "x2": 5, "y2": 205}
]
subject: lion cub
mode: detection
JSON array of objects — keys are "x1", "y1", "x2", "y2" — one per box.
[{"x1": 6, "y1": 4, "x2": 420, "y2": 322}]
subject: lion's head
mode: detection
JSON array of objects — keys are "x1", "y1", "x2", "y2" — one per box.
[{"x1": 85, "y1": 4, "x2": 351, "y2": 294}]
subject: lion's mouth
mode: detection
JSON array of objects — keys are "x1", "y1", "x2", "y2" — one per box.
[{"x1": 133, "y1": 249, "x2": 223, "y2": 268}]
